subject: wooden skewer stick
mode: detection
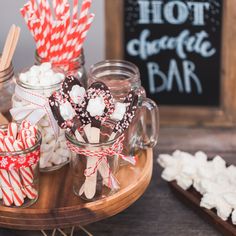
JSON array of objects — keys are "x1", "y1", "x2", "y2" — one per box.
[
  {"x1": 5, "y1": 26, "x2": 21, "y2": 69},
  {"x1": 0, "y1": 25, "x2": 16, "y2": 71}
]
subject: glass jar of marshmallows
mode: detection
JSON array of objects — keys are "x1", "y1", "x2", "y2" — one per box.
[{"x1": 11, "y1": 63, "x2": 71, "y2": 172}]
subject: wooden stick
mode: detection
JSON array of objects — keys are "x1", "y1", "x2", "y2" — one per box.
[
  {"x1": 0, "y1": 25, "x2": 16, "y2": 71},
  {"x1": 5, "y1": 26, "x2": 21, "y2": 69}
]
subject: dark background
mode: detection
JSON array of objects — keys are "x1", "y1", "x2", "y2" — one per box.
[{"x1": 124, "y1": 0, "x2": 223, "y2": 107}]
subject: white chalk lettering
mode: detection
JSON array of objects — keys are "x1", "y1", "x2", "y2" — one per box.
[
  {"x1": 137, "y1": 0, "x2": 210, "y2": 26},
  {"x1": 127, "y1": 29, "x2": 216, "y2": 60},
  {"x1": 147, "y1": 60, "x2": 202, "y2": 94}
]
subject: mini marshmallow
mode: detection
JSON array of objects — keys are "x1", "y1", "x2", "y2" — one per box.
[
  {"x1": 51, "y1": 152, "x2": 63, "y2": 165},
  {"x1": 157, "y1": 154, "x2": 175, "y2": 168},
  {"x1": 176, "y1": 174, "x2": 192, "y2": 190},
  {"x1": 40, "y1": 62, "x2": 52, "y2": 72},
  {"x1": 215, "y1": 197, "x2": 232, "y2": 221},
  {"x1": 19, "y1": 73, "x2": 28, "y2": 83},
  {"x1": 59, "y1": 101, "x2": 76, "y2": 121},
  {"x1": 197, "y1": 164, "x2": 215, "y2": 180},
  {"x1": 232, "y1": 209, "x2": 236, "y2": 225},
  {"x1": 19, "y1": 63, "x2": 64, "y2": 88},
  {"x1": 69, "y1": 85, "x2": 86, "y2": 104},
  {"x1": 161, "y1": 166, "x2": 180, "y2": 182},
  {"x1": 56, "y1": 148, "x2": 71, "y2": 158},
  {"x1": 200, "y1": 193, "x2": 217, "y2": 210},
  {"x1": 226, "y1": 165, "x2": 236, "y2": 184},
  {"x1": 200, "y1": 179, "x2": 222, "y2": 194},
  {"x1": 111, "y1": 102, "x2": 127, "y2": 121},
  {"x1": 44, "y1": 133, "x2": 54, "y2": 143},
  {"x1": 87, "y1": 96, "x2": 106, "y2": 117},
  {"x1": 181, "y1": 163, "x2": 197, "y2": 179},
  {"x1": 212, "y1": 156, "x2": 226, "y2": 172},
  {"x1": 41, "y1": 144, "x2": 53, "y2": 152},
  {"x1": 223, "y1": 193, "x2": 236, "y2": 208}
]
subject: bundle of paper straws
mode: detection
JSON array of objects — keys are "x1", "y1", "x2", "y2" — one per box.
[{"x1": 20, "y1": 0, "x2": 94, "y2": 64}]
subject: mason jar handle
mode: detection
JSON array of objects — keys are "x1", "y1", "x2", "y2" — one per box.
[{"x1": 138, "y1": 97, "x2": 159, "y2": 149}]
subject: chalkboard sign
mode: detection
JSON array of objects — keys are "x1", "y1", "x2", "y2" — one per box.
[
  {"x1": 105, "y1": 0, "x2": 236, "y2": 126},
  {"x1": 123, "y1": 0, "x2": 223, "y2": 107}
]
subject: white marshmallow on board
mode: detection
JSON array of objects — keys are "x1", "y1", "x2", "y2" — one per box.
[
  {"x1": 161, "y1": 166, "x2": 180, "y2": 182},
  {"x1": 223, "y1": 193, "x2": 236, "y2": 209},
  {"x1": 215, "y1": 197, "x2": 233, "y2": 221},
  {"x1": 176, "y1": 174, "x2": 192, "y2": 190},
  {"x1": 158, "y1": 150, "x2": 236, "y2": 224},
  {"x1": 232, "y1": 210, "x2": 236, "y2": 225},
  {"x1": 200, "y1": 193, "x2": 218, "y2": 210},
  {"x1": 157, "y1": 154, "x2": 175, "y2": 168},
  {"x1": 226, "y1": 165, "x2": 236, "y2": 184}
]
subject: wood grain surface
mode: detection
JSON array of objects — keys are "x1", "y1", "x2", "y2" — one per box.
[
  {"x1": 0, "y1": 127, "x2": 235, "y2": 235},
  {"x1": 0, "y1": 149, "x2": 152, "y2": 231}
]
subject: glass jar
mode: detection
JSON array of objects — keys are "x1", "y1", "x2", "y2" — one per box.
[
  {"x1": 0, "y1": 124, "x2": 41, "y2": 208},
  {"x1": 35, "y1": 50, "x2": 87, "y2": 88},
  {"x1": 88, "y1": 60, "x2": 159, "y2": 157},
  {"x1": 11, "y1": 67, "x2": 71, "y2": 172},
  {"x1": 66, "y1": 123, "x2": 124, "y2": 201},
  {"x1": 0, "y1": 63, "x2": 15, "y2": 120}
]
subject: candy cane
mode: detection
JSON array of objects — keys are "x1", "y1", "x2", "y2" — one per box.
[
  {"x1": 19, "y1": 137, "x2": 38, "y2": 200},
  {"x1": 0, "y1": 139, "x2": 13, "y2": 206},
  {"x1": 7, "y1": 123, "x2": 18, "y2": 140},
  {"x1": 4, "y1": 137, "x2": 24, "y2": 206},
  {"x1": 21, "y1": 120, "x2": 32, "y2": 130},
  {"x1": 0, "y1": 130, "x2": 5, "y2": 138},
  {"x1": 13, "y1": 140, "x2": 37, "y2": 200}
]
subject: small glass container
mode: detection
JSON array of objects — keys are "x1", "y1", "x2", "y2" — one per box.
[
  {"x1": 11, "y1": 67, "x2": 70, "y2": 172},
  {"x1": 0, "y1": 62, "x2": 15, "y2": 119},
  {"x1": 0, "y1": 124, "x2": 41, "y2": 208},
  {"x1": 66, "y1": 124, "x2": 123, "y2": 201},
  {"x1": 35, "y1": 51, "x2": 87, "y2": 88},
  {"x1": 88, "y1": 60, "x2": 159, "y2": 157}
]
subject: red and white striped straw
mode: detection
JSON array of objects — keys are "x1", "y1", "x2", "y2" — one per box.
[
  {"x1": 72, "y1": 0, "x2": 79, "y2": 21},
  {"x1": 50, "y1": 20, "x2": 63, "y2": 62},
  {"x1": 73, "y1": 13, "x2": 95, "y2": 59}
]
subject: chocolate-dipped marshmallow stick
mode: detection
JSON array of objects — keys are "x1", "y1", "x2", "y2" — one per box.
[
  {"x1": 109, "y1": 91, "x2": 139, "y2": 141},
  {"x1": 99, "y1": 91, "x2": 139, "y2": 187},
  {"x1": 77, "y1": 82, "x2": 115, "y2": 199},
  {"x1": 61, "y1": 75, "x2": 86, "y2": 110},
  {"x1": 48, "y1": 91, "x2": 85, "y2": 143}
]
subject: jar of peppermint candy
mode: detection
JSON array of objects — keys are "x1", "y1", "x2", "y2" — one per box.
[{"x1": 11, "y1": 63, "x2": 71, "y2": 171}]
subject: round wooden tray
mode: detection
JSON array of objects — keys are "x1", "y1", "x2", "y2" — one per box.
[{"x1": 0, "y1": 149, "x2": 153, "y2": 230}]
